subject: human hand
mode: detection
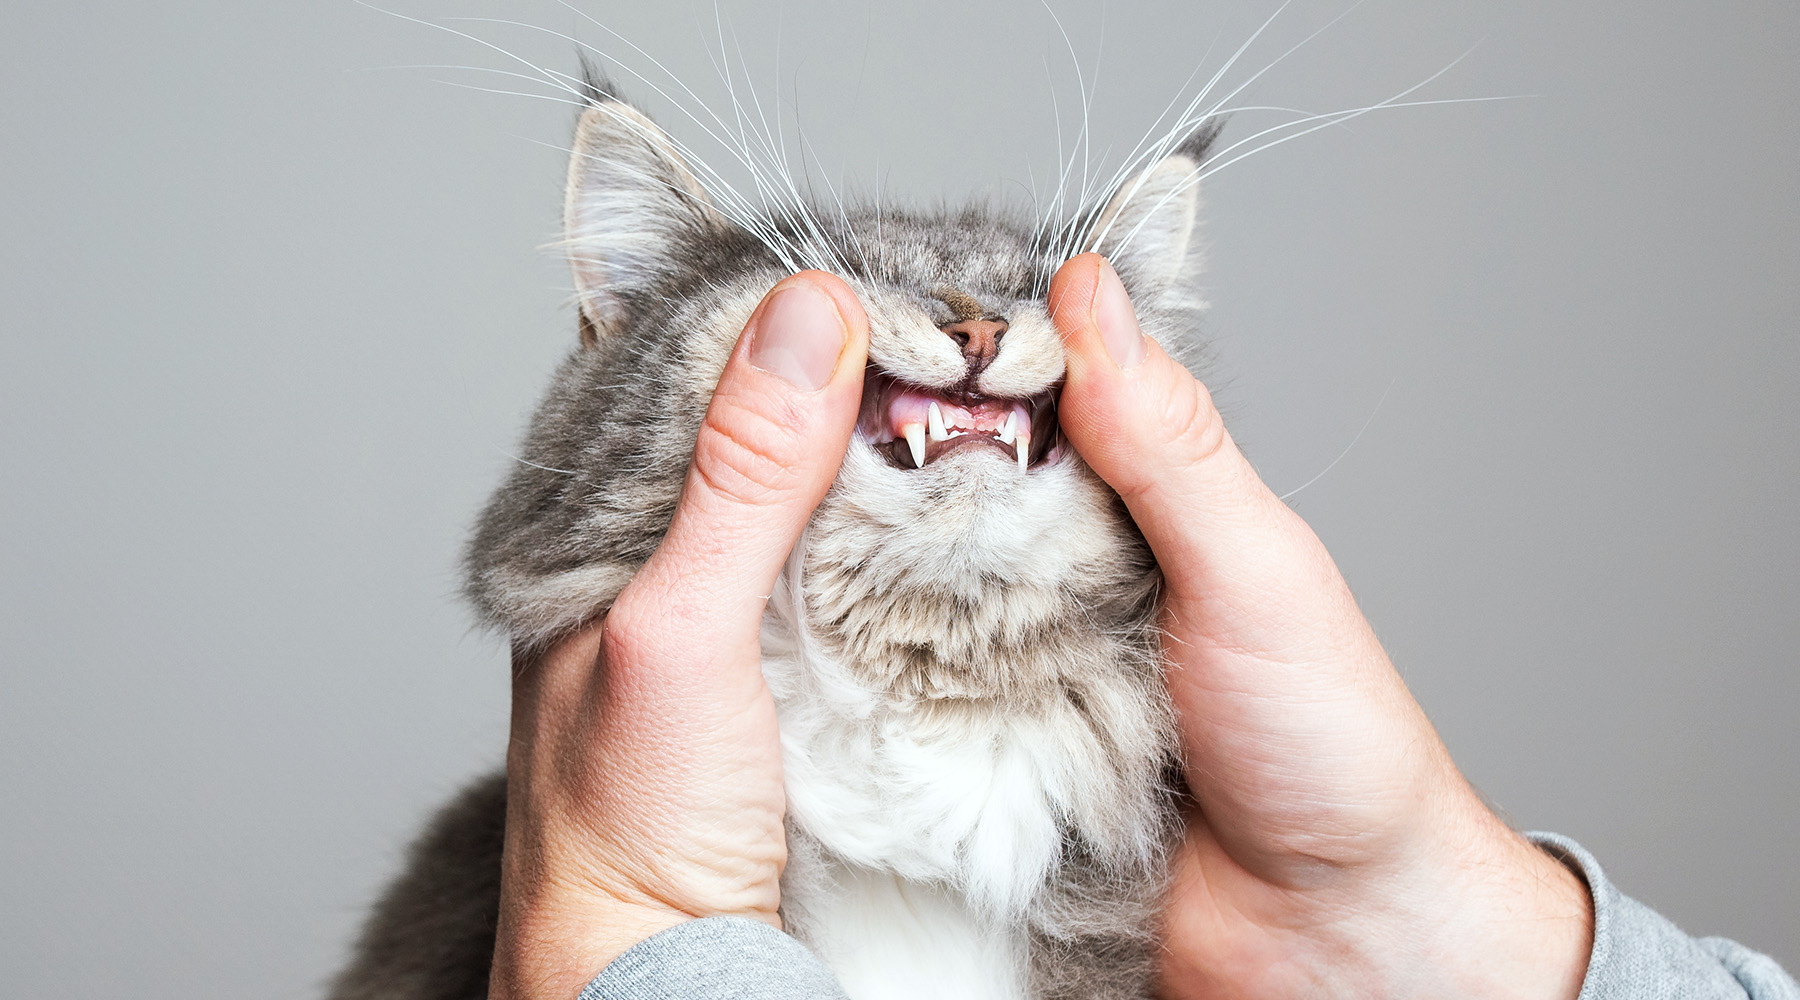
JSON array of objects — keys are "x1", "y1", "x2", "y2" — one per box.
[
  {"x1": 1049, "y1": 254, "x2": 1594, "y2": 999},
  {"x1": 485, "y1": 273, "x2": 869, "y2": 1000}
]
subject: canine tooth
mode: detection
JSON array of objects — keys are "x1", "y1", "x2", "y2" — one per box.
[
  {"x1": 1016, "y1": 430, "x2": 1030, "y2": 471},
  {"x1": 997, "y1": 411, "x2": 1018, "y2": 445},
  {"x1": 903, "y1": 423, "x2": 927, "y2": 468},
  {"x1": 927, "y1": 401, "x2": 948, "y2": 442}
]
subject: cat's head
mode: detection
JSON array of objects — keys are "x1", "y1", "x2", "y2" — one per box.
[{"x1": 467, "y1": 87, "x2": 1215, "y2": 690}]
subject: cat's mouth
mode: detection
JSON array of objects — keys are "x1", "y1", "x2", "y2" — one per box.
[{"x1": 857, "y1": 370, "x2": 1060, "y2": 472}]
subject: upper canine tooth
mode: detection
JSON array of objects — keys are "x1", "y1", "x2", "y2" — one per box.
[
  {"x1": 1015, "y1": 430, "x2": 1030, "y2": 471},
  {"x1": 927, "y1": 401, "x2": 948, "y2": 442},
  {"x1": 997, "y1": 411, "x2": 1018, "y2": 445},
  {"x1": 903, "y1": 423, "x2": 927, "y2": 468}
]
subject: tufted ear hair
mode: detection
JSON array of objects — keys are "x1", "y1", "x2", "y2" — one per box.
[
  {"x1": 564, "y1": 92, "x2": 722, "y2": 345},
  {"x1": 1080, "y1": 124, "x2": 1218, "y2": 304}
]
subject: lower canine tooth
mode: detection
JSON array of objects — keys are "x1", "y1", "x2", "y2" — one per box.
[
  {"x1": 1015, "y1": 431, "x2": 1030, "y2": 471},
  {"x1": 903, "y1": 423, "x2": 927, "y2": 468},
  {"x1": 997, "y1": 411, "x2": 1018, "y2": 445},
  {"x1": 927, "y1": 401, "x2": 948, "y2": 442}
]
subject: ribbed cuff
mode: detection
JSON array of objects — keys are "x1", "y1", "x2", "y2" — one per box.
[
  {"x1": 577, "y1": 916, "x2": 849, "y2": 1000},
  {"x1": 1528, "y1": 832, "x2": 1797, "y2": 999}
]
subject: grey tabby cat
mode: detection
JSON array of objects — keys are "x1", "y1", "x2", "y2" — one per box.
[{"x1": 329, "y1": 72, "x2": 1219, "y2": 1000}]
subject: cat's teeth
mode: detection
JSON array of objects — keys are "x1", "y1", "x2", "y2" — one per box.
[
  {"x1": 1015, "y1": 430, "x2": 1030, "y2": 471},
  {"x1": 903, "y1": 423, "x2": 927, "y2": 468},
  {"x1": 926, "y1": 401, "x2": 948, "y2": 442},
  {"x1": 997, "y1": 411, "x2": 1018, "y2": 445}
]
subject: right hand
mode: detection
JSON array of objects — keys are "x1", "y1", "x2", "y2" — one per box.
[{"x1": 486, "y1": 272, "x2": 870, "y2": 1000}]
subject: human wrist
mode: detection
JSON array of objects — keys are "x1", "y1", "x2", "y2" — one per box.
[
  {"x1": 1159, "y1": 792, "x2": 1592, "y2": 1000},
  {"x1": 488, "y1": 896, "x2": 695, "y2": 1000},
  {"x1": 1347, "y1": 805, "x2": 1594, "y2": 999},
  {"x1": 1430, "y1": 820, "x2": 1592, "y2": 999}
]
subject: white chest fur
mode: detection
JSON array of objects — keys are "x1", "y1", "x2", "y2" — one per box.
[
  {"x1": 766, "y1": 639, "x2": 1063, "y2": 999},
  {"x1": 761, "y1": 628, "x2": 1166, "y2": 998},
  {"x1": 775, "y1": 660, "x2": 1071, "y2": 914},
  {"x1": 758, "y1": 494, "x2": 1173, "y2": 998},
  {"x1": 785, "y1": 864, "x2": 1029, "y2": 1000}
]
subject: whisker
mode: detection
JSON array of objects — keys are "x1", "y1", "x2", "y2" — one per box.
[
  {"x1": 376, "y1": 2, "x2": 1510, "y2": 315},
  {"x1": 431, "y1": 79, "x2": 589, "y2": 108},
  {"x1": 1076, "y1": 0, "x2": 1308, "y2": 256},
  {"x1": 1112, "y1": 78, "x2": 1517, "y2": 257},
  {"x1": 504, "y1": 453, "x2": 584, "y2": 479},
  {"x1": 355, "y1": 2, "x2": 586, "y2": 101},
  {"x1": 1277, "y1": 378, "x2": 1397, "y2": 502}
]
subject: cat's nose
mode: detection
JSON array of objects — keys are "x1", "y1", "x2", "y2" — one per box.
[{"x1": 942, "y1": 318, "x2": 1008, "y2": 371}]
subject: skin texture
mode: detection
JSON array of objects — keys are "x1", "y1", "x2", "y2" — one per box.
[
  {"x1": 487, "y1": 258, "x2": 1594, "y2": 1000},
  {"x1": 1048, "y1": 254, "x2": 1593, "y2": 999},
  {"x1": 487, "y1": 272, "x2": 869, "y2": 1000}
]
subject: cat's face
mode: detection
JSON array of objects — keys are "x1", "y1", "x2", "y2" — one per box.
[{"x1": 467, "y1": 96, "x2": 1213, "y2": 682}]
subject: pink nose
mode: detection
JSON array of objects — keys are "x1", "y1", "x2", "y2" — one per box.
[{"x1": 942, "y1": 318, "x2": 1008, "y2": 368}]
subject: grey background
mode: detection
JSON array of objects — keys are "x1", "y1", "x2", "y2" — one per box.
[{"x1": 1, "y1": 0, "x2": 1793, "y2": 996}]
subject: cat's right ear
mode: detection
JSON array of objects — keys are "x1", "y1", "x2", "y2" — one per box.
[
  {"x1": 1075, "y1": 123, "x2": 1221, "y2": 308},
  {"x1": 564, "y1": 98, "x2": 722, "y2": 346}
]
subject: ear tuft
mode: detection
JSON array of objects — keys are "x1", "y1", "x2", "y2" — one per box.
[
  {"x1": 1173, "y1": 119, "x2": 1224, "y2": 164},
  {"x1": 563, "y1": 98, "x2": 721, "y2": 343},
  {"x1": 575, "y1": 53, "x2": 622, "y2": 107}
]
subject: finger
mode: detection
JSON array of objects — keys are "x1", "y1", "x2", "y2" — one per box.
[{"x1": 614, "y1": 271, "x2": 869, "y2": 658}]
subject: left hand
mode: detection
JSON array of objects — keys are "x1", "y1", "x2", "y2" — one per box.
[{"x1": 1049, "y1": 253, "x2": 1594, "y2": 1000}]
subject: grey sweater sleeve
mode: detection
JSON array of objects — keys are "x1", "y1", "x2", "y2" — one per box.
[
  {"x1": 576, "y1": 916, "x2": 848, "y2": 1000},
  {"x1": 1529, "y1": 833, "x2": 1798, "y2": 999},
  {"x1": 578, "y1": 838, "x2": 1795, "y2": 1000}
]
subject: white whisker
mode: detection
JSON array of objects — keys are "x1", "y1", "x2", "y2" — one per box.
[
  {"x1": 431, "y1": 79, "x2": 589, "y2": 108},
  {"x1": 1277, "y1": 378, "x2": 1397, "y2": 502},
  {"x1": 1111, "y1": 64, "x2": 1515, "y2": 259},
  {"x1": 375, "y1": 2, "x2": 1510, "y2": 306}
]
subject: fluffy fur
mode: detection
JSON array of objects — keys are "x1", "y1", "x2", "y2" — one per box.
[{"x1": 331, "y1": 75, "x2": 1217, "y2": 1000}]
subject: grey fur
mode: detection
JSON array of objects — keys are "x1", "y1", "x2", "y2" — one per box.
[
  {"x1": 328, "y1": 774, "x2": 506, "y2": 1000},
  {"x1": 332, "y1": 83, "x2": 1218, "y2": 1000}
]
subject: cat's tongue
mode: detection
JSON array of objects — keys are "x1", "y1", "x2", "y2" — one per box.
[{"x1": 885, "y1": 387, "x2": 1032, "y2": 470}]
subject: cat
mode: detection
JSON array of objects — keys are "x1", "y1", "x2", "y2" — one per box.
[{"x1": 327, "y1": 68, "x2": 1219, "y2": 1000}]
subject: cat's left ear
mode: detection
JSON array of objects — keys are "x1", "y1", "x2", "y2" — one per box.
[
  {"x1": 564, "y1": 94, "x2": 724, "y2": 345},
  {"x1": 1080, "y1": 126, "x2": 1217, "y2": 302}
]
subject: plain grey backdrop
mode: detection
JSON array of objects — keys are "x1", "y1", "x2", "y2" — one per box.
[{"x1": 2, "y1": 0, "x2": 1794, "y2": 996}]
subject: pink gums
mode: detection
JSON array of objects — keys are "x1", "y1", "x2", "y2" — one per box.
[{"x1": 884, "y1": 387, "x2": 1032, "y2": 441}]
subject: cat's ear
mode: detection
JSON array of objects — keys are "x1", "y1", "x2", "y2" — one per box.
[
  {"x1": 1080, "y1": 126, "x2": 1217, "y2": 301},
  {"x1": 564, "y1": 95, "x2": 722, "y2": 345}
]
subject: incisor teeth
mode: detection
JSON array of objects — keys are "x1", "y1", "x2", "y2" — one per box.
[
  {"x1": 997, "y1": 411, "x2": 1018, "y2": 445},
  {"x1": 903, "y1": 423, "x2": 927, "y2": 468},
  {"x1": 927, "y1": 401, "x2": 948, "y2": 442},
  {"x1": 1015, "y1": 430, "x2": 1030, "y2": 471}
]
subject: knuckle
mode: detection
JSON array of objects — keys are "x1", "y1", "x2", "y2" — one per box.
[
  {"x1": 1162, "y1": 374, "x2": 1230, "y2": 470},
  {"x1": 599, "y1": 594, "x2": 656, "y2": 668},
  {"x1": 1106, "y1": 366, "x2": 1231, "y2": 507},
  {"x1": 1111, "y1": 367, "x2": 1226, "y2": 470},
  {"x1": 690, "y1": 392, "x2": 811, "y2": 507}
]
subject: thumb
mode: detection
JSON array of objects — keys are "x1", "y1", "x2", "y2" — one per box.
[
  {"x1": 1049, "y1": 254, "x2": 1304, "y2": 604},
  {"x1": 618, "y1": 271, "x2": 869, "y2": 644},
  {"x1": 1049, "y1": 253, "x2": 1372, "y2": 681}
]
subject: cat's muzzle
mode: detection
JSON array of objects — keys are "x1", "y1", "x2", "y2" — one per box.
[{"x1": 857, "y1": 370, "x2": 1060, "y2": 472}]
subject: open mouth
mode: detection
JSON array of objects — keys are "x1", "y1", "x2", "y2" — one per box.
[{"x1": 858, "y1": 370, "x2": 1060, "y2": 471}]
